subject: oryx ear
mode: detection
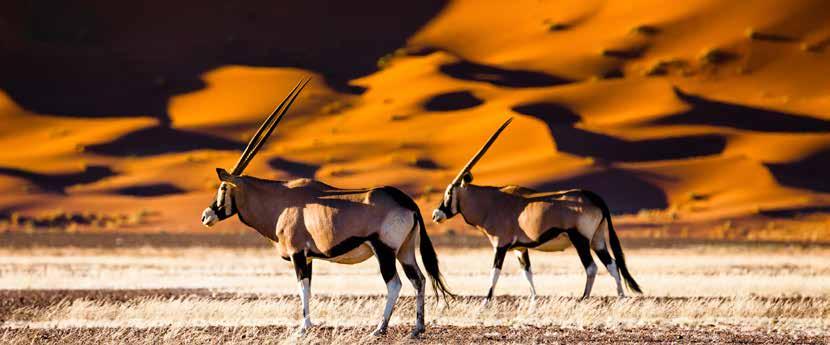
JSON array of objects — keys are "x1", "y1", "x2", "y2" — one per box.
[
  {"x1": 216, "y1": 168, "x2": 239, "y2": 185},
  {"x1": 460, "y1": 172, "x2": 473, "y2": 187}
]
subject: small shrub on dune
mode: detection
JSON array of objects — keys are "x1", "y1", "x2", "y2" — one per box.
[
  {"x1": 631, "y1": 24, "x2": 660, "y2": 36},
  {"x1": 699, "y1": 48, "x2": 737, "y2": 65}
]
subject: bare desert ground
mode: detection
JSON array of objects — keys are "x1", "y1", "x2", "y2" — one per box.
[{"x1": 1, "y1": 237, "x2": 828, "y2": 344}]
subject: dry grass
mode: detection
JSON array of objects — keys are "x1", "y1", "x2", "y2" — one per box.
[{"x1": 1, "y1": 245, "x2": 828, "y2": 343}]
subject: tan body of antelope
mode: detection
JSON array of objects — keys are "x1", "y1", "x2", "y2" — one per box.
[
  {"x1": 201, "y1": 80, "x2": 452, "y2": 337},
  {"x1": 431, "y1": 119, "x2": 641, "y2": 303}
]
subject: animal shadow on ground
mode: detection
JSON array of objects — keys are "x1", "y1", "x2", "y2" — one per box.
[
  {"x1": 439, "y1": 60, "x2": 573, "y2": 88},
  {"x1": 0, "y1": 165, "x2": 114, "y2": 193},
  {"x1": 653, "y1": 88, "x2": 830, "y2": 133},
  {"x1": 512, "y1": 102, "x2": 727, "y2": 162}
]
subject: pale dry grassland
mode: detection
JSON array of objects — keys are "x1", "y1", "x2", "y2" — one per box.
[{"x1": 1, "y1": 245, "x2": 828, "y2": 344}]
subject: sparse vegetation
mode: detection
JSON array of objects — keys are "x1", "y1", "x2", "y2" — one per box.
[
  {"x1": 389, "y1": 113, "x2": 409, "y2": 121},
  {"x1": 0, "y1": 245, "x2": 827, "y2": 344},
  {"x1": 631, "y1": 24, "x2": 660, "y2": 36},
  {"x1": 320, "y1": 100, "x2": 352, "y2": 115},
  {"x1": 376, "y1": 48, "x2": 407, "y2": 70},
  {"x1": 644, "y1": 58, "x2": 689, "y2": 76},
  {"x1": 548, "y1": 22, "x2": 570, "y2": 31},
  {"x1": 699, "y1": 48, "x2": 737, "y2": 64},
  {"x1": 0, "y1": 209, "x2": 153, "y2": 232},
  {"x1": 745, "y1": 27, "x2": 797, "y2": 42}
]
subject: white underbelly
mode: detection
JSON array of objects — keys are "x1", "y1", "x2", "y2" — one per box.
[
  {"x1": 533, "y1": 233, "x2": 571, "y2": 252},
  {"x1": 322, "y1": 244, "x2": 374, "y2": 264}
]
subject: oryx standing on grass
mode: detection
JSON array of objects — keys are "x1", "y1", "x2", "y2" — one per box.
[
  {"x1": 431, "y1": 118, "x2": 641, "y2": 304},
  {"x1": 200, "y1": 78, "x2": 452, "y2": 337}
]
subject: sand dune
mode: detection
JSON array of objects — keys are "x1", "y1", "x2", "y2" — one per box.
[{"x1": 1, "y1": 1, "x2": 829, "y2": 234}]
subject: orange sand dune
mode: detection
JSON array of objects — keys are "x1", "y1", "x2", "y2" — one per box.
[{"x1": 1, "y1": 0, "x2": 829, "y2": 234}]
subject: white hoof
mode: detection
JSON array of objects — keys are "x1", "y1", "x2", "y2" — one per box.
[
  {"x1": 370, "y1": 327, "x2": 387, "y2": 337},
  {"x1": 527, "y1": 295, "x2": 537, "y2": 309},
  {"x1": 295, "y1": 318, "x2": 314, "y2": 335},
  {"x1": 480, "y1": 298, "x2": 491, "y2": 309}
]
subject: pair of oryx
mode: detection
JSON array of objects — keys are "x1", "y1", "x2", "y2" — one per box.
[{"x1": 200, "y1": 79, "x2": 641, "y2": 337}]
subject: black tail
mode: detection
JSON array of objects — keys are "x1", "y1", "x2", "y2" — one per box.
[
  {"x1": 581, "y1": 190, "x2": 642, "y2": 294},
  {"x1": 415, "y1": 211, "x2": 455, "y2": 301},
  {"x1": 378, "y1": 186, "x2": 454, "y2": 301}
]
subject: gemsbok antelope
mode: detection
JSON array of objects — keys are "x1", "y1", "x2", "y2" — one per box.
[
  {"x1": 200, "y1": 78, "x2": 452, "y2": 337},
  {"x1": 431, "y1": 118, "x2": 641, "y2": 304}
]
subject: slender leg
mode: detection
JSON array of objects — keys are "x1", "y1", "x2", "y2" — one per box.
[
  {"x1": 482, "y1": 245, "x2": 508, "y2": 307},
  {"x1": 402, "y1": 264, "x2": 425, "y2": 337},
  {"x1": 515, "y1": 248, "x2": 537, "y2": 300},
  {"x1": 398, "y1": 226, "x2": 426, "y2": 337},
  {"x1": 568, "y1": 230, "x2": 597, "y2": 300},
  {"x1": 595, "y1": 248, "x2": 625, "y2": 297},
  {"x1": 369, "y1": 240, "x2": 401, "y2": 336},
  {"x1": 291, "y1": 252, "x2": 313, "y2": 333}
]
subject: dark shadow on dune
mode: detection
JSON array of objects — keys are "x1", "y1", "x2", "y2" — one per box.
[
  {"x1": 412, "y1": 158, "x2": 442, "y2": 170},
  {"x1": 439, "y1": 61, "x2": 572, "y2": 88},
  {"x1": 0, "y1": 165, "x2": 114, "y2": 193},
  {"x1": 424, "y1": 91, "x2": 484, "y2": 111},
  {"x1": 513, "y1": 102, "x2": 581, "y2": 124},
  {"x1": 551, "y1": 126, "x2": 727, "y2": 162},
  {"x1": 766, "y1": 148, "x2": 830, "y2": 193},
  {"x1": 602, "y1": 48, "x2": 645, "y2": 59},
  {"x1": 513, "y1": 102, "x2": 727, "y2": 162},
  {"x1": 653, "y1": 88, "x2": 830, "y2": 132},
  {"x1": 760, "y1": 206, "x2": 830, "y2": 218},
  {"x1": 601, "y1": 68, "x2": 625, "y2": 79},
  {"x1": 114, "y1": 183, "x2": 186, "y2": 197},
  {"x1": 86, "y1": 126, "x2": 243, "y2": 156},
  {"x1": 0, "y1": 1, "x2": 449, "y2": 123},
  {"x1": 749, "y1": 32, "x2": 798, "y2": 42},
  {"x1": 267, "y1": 157, "x2": 319, "y2": 178},
  {"x1": 533, "y1": 168, "x2": 668, "y2": 213}
]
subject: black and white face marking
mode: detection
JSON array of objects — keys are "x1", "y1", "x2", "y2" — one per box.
[
  {"x1": 201, "y1": 182, "x2": 236, "y2": 227},
  {"x1": 431, "y1": 183, "x2": 460, "y2": 223}
]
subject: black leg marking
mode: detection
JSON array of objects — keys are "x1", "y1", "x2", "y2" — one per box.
[
  {"x1": 402, "y1": 265, "x2": 425, "y2": 291},
  {"x1": 595, "y1": 248, "x2": 614, "y2": 266},
  {"x1": 291, "y1": 252, "x2": 311, "y2": 281},
  {"x1": 291, "y1": 252, "x2": 312, "y2": 320},
  {"x1": 369, "y1": 240, "x2": 398, "y2": 283},
  {"x1": 567, "y1": 229, "x2": 597, "y2": 299},
  {"x1": 402, "y1": 264, "x2": 425, "y2": 335},
  {"x1": 567, "y1": 230, "x2": 594, "y2": 269},
  {"x1": 486, "y1": 246, "x2": 509, "y2": 299},
  {"x1": 493, "y1": 246, "x2": 508, "y2": 269},
  {"x1": 517, "y1": 249, "x2": 531, "y2": 272},
  {"x1": 308, "y1": 260, "x2": 313, "y2": 285}
]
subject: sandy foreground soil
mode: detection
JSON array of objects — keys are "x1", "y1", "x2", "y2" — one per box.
[
  {"x1": 1, "y1": 241, "x2": 828, "y2": 344},
  {"x1": 2, "y1": 294, "x2": 827, "y2": 344}
]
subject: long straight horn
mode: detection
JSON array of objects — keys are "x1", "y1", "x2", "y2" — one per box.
[
  {"x1": 230, "y1": 77, "x2": 311, "y2": 175},
  {"x1": 450, "y1": 117, "x2": 513, "y2": 185}
]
